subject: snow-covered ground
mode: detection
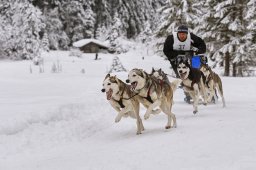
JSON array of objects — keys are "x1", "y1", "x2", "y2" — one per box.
[{"x1": 0, "y1": 50, "x2": 256, "y2": 170}]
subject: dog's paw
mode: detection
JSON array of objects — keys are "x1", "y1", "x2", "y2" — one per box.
[
  {"x1": 115, "y1": 116, "x2": 121, "y2": 123},
  {"x1": 136, "y1": 131, "x2": 142, "y2": 135},
  {"x1": 144, "y1": 113, "x2": 150, "y2": 120},
  {"x1": 151, "y1": 109, "x2": 161, "y2": 115},
  {"x1": 165, "y1": 125, "x2": 171, "y2": 129},
  {"x1": 207, "y1": 98, "x2": 212, "y2": 103},
  {"x1": 193, "y1": 110, "x2": 198, "y2": 114},
  {"x1": 172, "y1": 123, "x2": 177, "y2": 128}
]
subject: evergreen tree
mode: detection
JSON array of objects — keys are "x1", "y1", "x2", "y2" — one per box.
[
  {"x1": 196, "y1": 0, "x2": 221, "y2": 71},
  {"x1": 244, "y1": 0, "x2": 256, "y2": 69},
  {"x1": 84, "y1": 5, "x2": 95, "y2": 38},
  {"x1": 44, "y1": 7, "x2": 70, "y2": 50},
  {"x1": 108, "y1": 56, "x2": 127, "y2": 73},
  {"x1": 42, "y1": 32, "x2": 50, "y2": 52},
  {"x1": 108, "y1": 12, "x2": 122, "y2": 53},
  {"x1": 202, "y1": 0, "x2": 249, "y2": 76},
  {"x1": 0, "y1": 0, "x2": 44, "y2": 60},
  {"x1": 96, "y1": 25, "x2": 108, "y2": 41},
  {"x1": 61, "y1": 1, "x2": 87, "y2": 42},
  {"x1": 138, "y1": 21, "x2": 153, "y2": 44},
  {"x1": 0, "y1": 16, "x2": 7, "y2": 59},
  {"x1": 16, "y1": 1, "x2": 45, "y2": 59}
]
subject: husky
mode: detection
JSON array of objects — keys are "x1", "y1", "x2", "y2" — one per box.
[
  {"x1": 176, "y1": 59, "x2": 208, "y2": 114},
  {"x1": 126, "y1": 68, "x2": 178, "y2": 129},
  {"x1": 150, "y1": 68, "x2": 181, "y2": 93},
  {"x1": 200, "y1": 64, "x2": 226, "y2": 107},
  {"x1": 101, "y1": 74, "x2": 144, "y2": 135}
]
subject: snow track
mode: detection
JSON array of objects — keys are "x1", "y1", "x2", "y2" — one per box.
[{"x1": 0, "y1": 51, "x2": 256, "y2": 170}]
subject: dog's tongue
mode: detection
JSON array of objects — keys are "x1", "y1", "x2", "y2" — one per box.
[{"x1": 106, "y1": 89, "x2": 112, "y2": 100}]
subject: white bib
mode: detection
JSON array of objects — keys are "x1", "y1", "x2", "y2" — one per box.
[{"x1": 173, "y1": 31, "x2": 192, "y2": 51}]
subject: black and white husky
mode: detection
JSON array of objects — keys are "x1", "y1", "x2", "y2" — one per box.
[{"x1": 177, "y1": 59, "x2": 208, "y2": 114}]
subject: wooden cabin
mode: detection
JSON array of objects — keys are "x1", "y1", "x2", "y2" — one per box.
[{"x1": 73, "y1": 39, "x2": 109, "y2": 53}]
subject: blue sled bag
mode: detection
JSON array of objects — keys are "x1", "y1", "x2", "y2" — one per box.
[{"x1": 191, "y1": 55, "x2": 201, "y2": 69}]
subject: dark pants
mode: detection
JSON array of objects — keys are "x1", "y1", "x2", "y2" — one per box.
[{"x1": 170, "y1": 61, "x2": 179, "y2": 78}]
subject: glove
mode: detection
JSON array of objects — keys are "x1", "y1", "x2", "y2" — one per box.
[{"x1": 191, "y1": 47, "x2": 199, "y2": 53}]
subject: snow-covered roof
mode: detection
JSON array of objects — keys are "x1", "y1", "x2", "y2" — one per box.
[{"x1": 73, "y1": 39, "x2": 109, "y2": 48}]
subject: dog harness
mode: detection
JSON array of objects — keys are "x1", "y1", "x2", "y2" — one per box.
[
  {"x1": 112, "y1": 85, "x2": 139, "y2": 108},
  {"x1": 112, "y1": 89, "x2": 126, "y2": 108},
  {"x1": 181, "y1": 82, "x2": 194, "y2": 91},
  {"x1": 143, "y1": 79, "x2": 165, "y2": 104},
  {"x1": 144, "y1": 83, "x2": 154, "y2": 103},
  {"x1": 113, "y1": 98, "x2": 125, "y2": 108}
]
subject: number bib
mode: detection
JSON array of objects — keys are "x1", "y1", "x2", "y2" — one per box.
[{"x1": 173, "y1": 31, "x2": 191, "y2": 51}]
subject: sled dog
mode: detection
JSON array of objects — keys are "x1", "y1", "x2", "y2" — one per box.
[
  {"x1": 150, "y1": 68, "x2": 181, "y2": 93},
  {"x1": 200, "y1": 64, "x2": 226, "y2": 107},
  {"x1": 101, "y1": 74, "x2": 144, "y2": 135},
  {"x1": 176, "y1": 59, "x2": 208, "y2": 114},
  {"x1": 126, "y1": 68, "x2": 178, "y2": 129}
]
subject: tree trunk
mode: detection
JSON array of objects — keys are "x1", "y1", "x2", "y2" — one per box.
[
  {"x1": 224, "y1": 52, "x2": 230, "y2": 76},
  {"x1": 237, "y1": 66, "x2": 243, "y2": 77},
  {"x1": 237, "y1": 62, "x2": 243, "y2": 77},
  {"x1": 232, "y1": 62, "x2": 236, "y2": 77}
]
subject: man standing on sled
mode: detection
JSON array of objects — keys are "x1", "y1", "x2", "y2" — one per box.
[{"x1": 163, "y1": 25, "x2": 207, "y2": 103}]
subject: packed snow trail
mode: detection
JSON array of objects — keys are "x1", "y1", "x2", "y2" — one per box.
[{"x1": 0, "y1": 51, "x2": 255, "y2": 170}]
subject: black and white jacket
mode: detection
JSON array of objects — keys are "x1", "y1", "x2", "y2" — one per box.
[{"x1": 163, "y1": 32, "x2": 206, "y2": 62}]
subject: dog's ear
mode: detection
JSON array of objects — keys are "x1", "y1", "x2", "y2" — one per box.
[
  {"x1": 104, "y1": 73, "x2": 110, "y2": 80},
  {"x1": 119, "y1": 79, "x2": 126, "y2": 93},
  {"x1": 138, "y1": 69, "x2": 144, "y2": 78},
  {"x1": 151, "y1": 67, "x2": 155, "y2": 73},
  {"x1": 142, "y1": 70, "x2": 148, "y2": 79},
  {"x1": 114, "y1": 75, "x2": 119, "y2": 83},
  {"x1": 159, "y1": 68, "x2": 162, "y2": 72}
]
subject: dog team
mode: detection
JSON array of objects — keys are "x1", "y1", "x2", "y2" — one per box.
[
  {"x1": 101, "y1": 59, "x2": 226, "y2": 135},
  {"x1": 101, "y1": 25, "x2": 226, "y2": 135}
]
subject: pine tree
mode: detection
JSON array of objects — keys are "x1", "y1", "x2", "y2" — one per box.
[
  {"x1": 244, "y1": 0, "x2": 256, "y2": 70},
  {"x1": 138, "y1": 21, "x2": 153, "y2": 44},
  {"x1": 0, "y1": 15, "x2": 7, "y2": 59},
  {"x1": 108, "y1": 56, "x2": 127, "y2": 73},
  {"x1": 41, "y1": 32, "x2": 50, "y2": 52},
  {"x1": 44, "y1": 7, "x2": 70, "y2": 50},
  {"x1": 84, "y1": 5, "x2": 95, "y2": 38},
  {"x1": 202, "y1": 0, "x2": 249, "y2": 76},
  {"x1": 108, "y1": 12, "x2": 122, "y2": 53},
  {"x1": 95, "y1": 25, "x2": 108, "y2": 41},
  {"x1": 1, "y1": 0, "x2": 45, "y2": 60}
]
